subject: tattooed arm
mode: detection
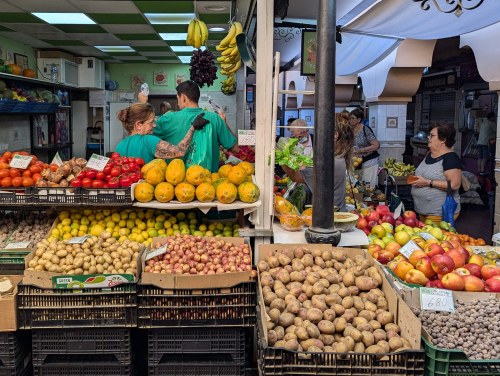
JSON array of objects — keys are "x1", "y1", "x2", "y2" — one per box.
[{"x1": 154, "y1": 126, "x2": 195, "y2": 159}]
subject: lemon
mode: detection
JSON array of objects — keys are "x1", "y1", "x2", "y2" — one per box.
[
  {"x1": 58, "y1": 211, "x2": 70, "y2": 220},
  {"x1": 136, "y1": 234, "x2": 144, "y2": 243},
  {"x1": 63, "y1": 233, "x2": 72, "y2": 240},
  {"x1": 90, "y1": 224, "x2": 104, "y2": 236},
  {"x1": 77, "y1": 230, "x2": 86, "y2": 237},
  {"x1": 199, "y1": 224, "x2": 207, "y2": 232},
  {"x1": 148, "y1": 229, "x2": 159, "y2": 238},
  {"x1": 95, "y1": 213, "x2": 104, "y2": 221},
  {"x1": 112, "y1": 213, "x2": 121, "y2": 222},
  {"x1": 164, "y1": 221, "x2": 172, "y2": 229},
  {"x1": 126, "y1": 220, "x2": 135, "y2": 229},
  {"x1": 137, "y1": 222, "x2": 146, "y2": 231},
  {"x1": 132, "y1": 228, "x2": 140, "y2": 234},
  {"x1": 81, "y1": 217, "x2": 90, "y2": 226},
  {"x1": 120, "y1": 212, "x2": 128, "y2": 220},
  {"x1": 119, "y1": 228, "x2": 130, "y2": 236},
  {"x1": 158, "y1": 229, "x2": 166, "y2": 235},
  {"x1": 205, "y1": 230, "x2": 214, "y2": 237},
  {"x1": 145, "y1": 210, "x2": 154, "y2": 220},
  {"x1": 106, "y1": 221, "x2": 115, "y2": 229},
  {"x1": 79, "y1": 225, "x2": 88, "y2": 232},
  {"x1": 118, "y1": 219, "x2": 126, "y2": 228},
  {"x1": 137, "y1": 211, "x2": 145, "y2": 219},
  {"x1": 146, "y1": 219, "x2": 156, "y2": 228},
  {"x1": 112, "y1": 231, "x2": 119, "y2": 239},
  {"x1": 166, "y1": 228, "x2": 174, "y2": 236},
  {"x1": 51, "y1": 229, "x2": 60, "y2": 237},
  {"x1": 63, "y1": 225, "x2": 71, "y2": 234},
  {"x1": 83, "y1": 209, "x2": 92, "y2": 216}
]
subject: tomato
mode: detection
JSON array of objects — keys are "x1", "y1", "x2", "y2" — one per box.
[
  {"x1": 0, "y1": 162, "x2": 9, "y2": 170},
  {"x1": 1, "y1": 177, "x2": 12, "y2": 187},
  {"x1": 2, "y1": 151, "x2": 12, "y2": 160},
  {"x1": 32, "y1": 173, "x2": 42, "y2": 183},
  {"x1": 9, "y1": 169, "x2": 20, "y2": 178},
  {"x1": 119, "y1": 176, "x2": 132, "y2": 187},
  {"x1": 103, "y1": 165, "x2": 112, "y2": 176},
  {"x1": 110, "y1": 166, "x2": 122, "y2": 177},
  {"x1": 29, "y1": 155, "x2": 38, "y2": 165},
  {"x1": 85, "y1": 170, "x2": 96, "y2": 180},
  {"x1": 81, "y1": 178, "x2": 92, "y2": 188},
  {"x1": 111, "y1": 152, "x2": 120, "y2": 159},
  {"x1": 107, "y1": 177, "x2": 120, "y2": 188},
  {"x1": 92, "y1": 180, "x2": 104, "y2": 189},
  {"x1": 11, "y1": 177, "x2": 23, "y2": 187},
  {"x1": 22, "y1": 177, "x2": 34, "y2": 187},
  {"x1": 49, "y1": 164, "x2": 59, "y2": 172},
  {"x1": 29, "y1": 165, "x2": 42, "y2": 174},
  {"x1": 0, "y1": 157, "x2": 8, "y2": 164},
  {"x1": 134, "y1": 158, "x2": 145, "y2": 167},
  {"x1": 95, "y1": 171, "x2": 106, "y2": 181},
  {"x1": 121, "y1": 164, "x2": 131, "y2": 173},
  {"x1": 0, "y1": 169, "x2": 9, "y2": 179},
  {"x1": 70, "y1": 179, "x2": 82, "y2": 187},
  {"x1": 128, "y1": 163, "x2": 139, "y2": 172},
  {"x1": 22, "y1": 170, "x2": 32, "y2": 178}
]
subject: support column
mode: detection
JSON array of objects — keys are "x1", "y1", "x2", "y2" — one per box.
[
  {"x1": 492, "y1": 93, "x2": 500, "y2": 234},
  {"x1": 305, "y1": 0, "x2": 340, "y2": 245}
]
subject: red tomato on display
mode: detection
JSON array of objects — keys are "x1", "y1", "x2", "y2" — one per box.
[
  {"x1": 119, "y1": 175, "x2": 132, "y2": 187},
  {"x1": 95, "y1": 171, "x2": 106, "y2": 181},
  {"x1": 107, "y1": 177, "x2": 120, "y2": 188},
  {"x1": 71, "y1": 179, "x2": 82, "y2": 187},
  {"x1": 134, "y1": 158, "x2": 145, "y2": 167},
  {"x1": 81, "y1": 178, "x2": 92, "y2": 188},
  {"x1": 110, "y1": 167, "x2": 122, "y2": 177},
  {"x1": 111, "y1": 152, "x2": 120, "y2": 159},
  {"x1": 92, "y1": 180, "x2": 104, "y2": 189},
  {"x1": 85, "y1": 170, "x2": 96, "y2": 180},
  {"x1": 103, "y1": 165, "x2": 112, "y2": 175}
]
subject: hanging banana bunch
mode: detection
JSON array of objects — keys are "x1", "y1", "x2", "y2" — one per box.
[
  {"x1": 186, "y1": 18, "x2": 209, "y2": 49},
  {"x1": 216, "y1": 21, "x2": 243, "y2": 95}
]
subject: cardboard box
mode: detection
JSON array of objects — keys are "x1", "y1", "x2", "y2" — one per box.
[
  {"x1": 257, "y1": 244, "x2": 422, "y2": 351},
  {"x1": 23, "y1": 246, "x2": 144, "y2": 289},
  {"x1": 0, "y1": 275, "x2": 23, "y2": 331},
  {"x1": 141, "y1": 237, "x2": 254, "y2": 289},
  {"x1": 37, "y1": 50, "x2": 82, "y2": 64}
]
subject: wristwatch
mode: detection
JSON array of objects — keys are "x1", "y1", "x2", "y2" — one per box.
[{"x1": 429, "y1": 180, "x2": 433, "y2": 188}]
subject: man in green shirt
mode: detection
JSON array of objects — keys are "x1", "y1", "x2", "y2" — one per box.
[{"x1": 154, "y1": 81, "x2": 239, "y2": 172}]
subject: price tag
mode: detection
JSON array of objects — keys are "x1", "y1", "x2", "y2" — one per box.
[
  {"x1": 67, "y1": 235, "x2": 90, "y2": 244},
  {"x1": 394, "y1": 202, "x2": 403, "y2": 220},
  {"x1": 4, "y1": 241, "x2": 31, "y2": 249},
  {"x1": 398, "y1": 240, "x2": 422, "y2": 259},
  {"x1": 51, "y1": 152, "x2": 63, "y2": 166},
  {"x1": 85, "y1": 154, "x2": 110, "y2": 172},
  {"x1": 9, "y1": 154, "x2": 33, "y2": 169},
  {"x1": 420, "y1": 287, "x2": 455, "y2": 312},
  {"x1": 146, "y1": 245, "x2": 167, "y2": 261},
  {"x1": 238, "y1": 130, "x2": 256, "y2": 146},
  {"x1": 419, "y1": 232, "x2": 436, "y2": 241}
]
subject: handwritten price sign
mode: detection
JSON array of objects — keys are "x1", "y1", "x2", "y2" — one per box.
[
  {"x1": 398, "y1": 240, "x2": 422, "y2": 259},
  {"x1": 9, "y1": 155, "x2": 33, "y2": 169},
  {"x1": 238, "y1": 130, "x2": 256, "y2": 146},
  {"x1": 420, "y1": 287, "x2": 455, "y2": 312},
  {"x1": 86, "y1": 154, "x2": 110, "y2": 172}
]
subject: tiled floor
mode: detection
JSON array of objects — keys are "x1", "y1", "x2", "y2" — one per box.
[{"x1": 455, "y1": 203, "x2": 493, "y2": 244}]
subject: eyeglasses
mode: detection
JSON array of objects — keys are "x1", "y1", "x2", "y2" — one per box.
[{"x1": 428, "y1": 133, "x2": 437, "y2": 139}]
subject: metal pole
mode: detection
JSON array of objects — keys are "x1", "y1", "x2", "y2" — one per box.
[{"x1": 305, "y1": 0, "x2": 341, "y2": 245}]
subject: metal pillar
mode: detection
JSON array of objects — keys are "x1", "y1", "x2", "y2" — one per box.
[{"x1": 305, "y1": 0, "x2": 341, "y2": 245}]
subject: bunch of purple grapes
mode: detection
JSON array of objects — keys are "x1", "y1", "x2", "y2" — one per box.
[{"x1": 189, "y1": 49, "x2": 218, "y2": 88}]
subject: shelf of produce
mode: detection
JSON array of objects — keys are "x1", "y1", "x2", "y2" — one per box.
[{"x1": 133, "y1": 200, "x2": 261, "y2": 215}]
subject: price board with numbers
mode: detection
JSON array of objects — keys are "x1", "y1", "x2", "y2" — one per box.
[
  {"x1": 85, "y1": 154, "x2": 110, "y2": 171},
  {"x1": 9, "y1": 154, "x2": 33, "y2": 169},
  {"x1": 420, "y1": 287, "x2": 455, "y2": 312},
  {"x1": 238, "y1": 130, "x2": 256, "y2": 146}
]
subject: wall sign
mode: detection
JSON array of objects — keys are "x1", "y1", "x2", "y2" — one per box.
[{"x1": 300, "y1": 30, "x2": 316, "y2": 76}]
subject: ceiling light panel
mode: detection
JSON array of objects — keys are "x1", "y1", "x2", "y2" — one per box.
[
  {"x1": 95, "y1": 45, "x2": 135, "y2": 52},
  {"x1": 171, "y1": 46, "x2": 206, "y2": 52},
  {"x1": 145, "y1": 13, "x2": 196, "y2": 24},
  {"x1": 32, "y1": 12, "x2": 96, "y2": 24},
  {"x1": 159, "y1": 33, "x2": 187, "y2": 40},
  {"x1": 178, "y1": 56, "x2": 191, "y2": 63}
]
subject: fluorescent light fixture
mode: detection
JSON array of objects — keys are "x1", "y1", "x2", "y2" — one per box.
[
  {"x1": 209, "y1": 27, "x2": 226, "y2": 32},
  {"x1": 95, "y1": 46, "x2": 135, "y2": 52},
  {"x1": 206, "y1": 5, "x2": 228, "y2": 11},
  {"x1": 178, "y1": 56, "x2": 192, "y2": 64},
  {"x1": 159, "y1": 33, "x2": 188, "y2": 41},
  {"x1": 171, "y1": 46, "x2": 206, "y2": 52},
  {"x1": 145, "y1": 13, "x2": 196, "y2": 24},
  {"x1": 32, "y1": 12, "x2": 96, "y2": 24}
]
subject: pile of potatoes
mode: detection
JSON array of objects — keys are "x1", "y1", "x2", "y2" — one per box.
[
  {"x1": 26, "y1": 231, "x2": 141, "y2": 276},
  {"x1": 258, "y1": 247, "x2": 413, "y2": 354}
]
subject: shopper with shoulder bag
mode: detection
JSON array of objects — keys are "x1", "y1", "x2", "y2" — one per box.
[{"x1": 350, "y1": 108, "x2": 380, "y2": 188}]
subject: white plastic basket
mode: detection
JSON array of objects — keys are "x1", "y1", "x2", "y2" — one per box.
[{"x1": 492, "y1": 232, "x2": 500, "y2": 246}]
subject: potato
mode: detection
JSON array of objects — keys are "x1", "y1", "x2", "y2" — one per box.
[
  {"x1": 361, "y1": 331, "x2": 375, "y2": 347},
  {"x1": 324, "y1": 345, "x2": 335, "y2": 353},
  {"x1": 377, "y1": 297, "x2": 388, "y2": 310},
  {"x1": 325, "y1": 293, "x2": 342, "y2": 307},
  {"x1": 308, "y1": 345, "x2": 323, "y2": 353},
  {"x1": 385, "y1": 323, "x2": 400, "y2": 333},
  {"x1": 376, "y1": 311, "x2": 394, "y2": 326},
  {"x1": 341, "y1": 296, "x2": 354, "y2": 309},
  {"x1": 357, "y1": 323, "x2": 373, "y2": 333},
  {"x1": 301, "y1": 254, "x2": 314, "y2": 267},
  {"x1": 318, "y1": 320, "x2": 335, "y2": 334},
  {"x1": 284, "y1": 333, "x2": 297, "y2": 342},
  {"x1": 377, "y1": 340, "x2": 390, "y2": 353},
  {"x1": 276, "y1": 269, "x2": 291, "y2": 284},
  {"x1": 328, "y1": 284, "x2": 341, "y2": 294},
  {"x1": 304, "y1": 285, "x2": 314, "y2": 298},
  {"x1": 270, "y1": 298, "x2": 286, "y2": 312},
  {"x1": 303, "y1": 300, "x2": 312, "y2": 309},
  {"x1": 301, "y1": 339, "x2": 324, "y2": 351},
  {"x1": 274, "y1": 288, "x2": 288, "y2": 300},
  {"x1": 358, "y1": 310, "x2": 376, "y2": 322},
  {"x1": 355, "y1": 276, "x2": 379, "y2": 291},
  {"x1": 344, "y1": 327, "x2": 362, "y2": 342},
  {"x1": 321, "y1": 334, "x2": 335, "y2": 346},
  {"x1": 267, "y1": 330, "x2": 278, "y2": 346},
  {"x1": 284, "y1": 338, "x2": 299, "y2": 351},
  {"x1": 347, "y1": 286, "x2": 360, "y2": 296},
  {"x1": 306, "y1": 308, "x2": 323, "y2": 323},
  {"x1": 275, "y1": 326, "x2": 285, "y2": 340},
  {"x1": 312, "y1": 282, "x2": 325, "y2": 295},
  {"x1": 373, "y1": 329, "x2": 387, "y2": 343},
  {"x1": 295, "y1": 327, "x2": 309, "y2": 341},
  {"x1": 285, "y1": 324, "x2": 297, "y2": 335},
  {"x1": 366, "y1": 266, "x2": 383, "y2": 285},
  {"x1": 366, "y1": 345, "x2": 383, "y2": 354},
  {"x1": 278, "y1": 312, "x2": 295, "y2": 327},
  {"x1": 298, "y1": 308, "x2": 308, "y2": 320},
  {"x1": 331, "y1": 249, "x2": 347, "y2": 262},
  {"x1": 263, "y1": 292, "x2": 277, "y2": 306},
  {"x1": 341, "y1": 311, "x2": 355, "y2": 323},
  {"x1": 388, "y1": 337, "x2": 404, "y2": 351},
  {"x1": 274, "y1": 340, "x2": 286, "y2": 348},
  {"x1": 261, "y1": 274, "x2": 274, "y2": 288},
  {"x1": 332, "y1": 304, "x2": 345, "y2": 316},
  {"x1": 352, "y1": 317, "x2": 368, "y2": 327},
  {"x1": 323, "y1": 309, "x2": 336, "y2": 322},
  {"x1": 364, "y1": 301, "x2": 377, "y2": 312},
  {"x1": 354, "y1": 342, "x2": 366, "y2": 353},
  {"x1": 268, "y1": 308, "x2": 281, "y2": 322},
  {"x1": 290, "y1": 271, "x2": 305, "y2": 282},
  {"x1": 340, "y1": 336, "x2": 355, "y2": 351},
  {"x1": 353, "y1": 297, "x2": 365, "y2": 312},
  {"x1": 337, "y1": 287, "x2": 350, "y2": 298},
  {"x1": 334, "y1": 317, "x2": 347, "y2": 333},
  {"x1": 287, "y1": 301, "x2": 301, "y2": 314},
  {"x1": 342, "y1": 271, "x2": 355, "y2": 287},
  {"x1": 311, "y1": 296, "x2": 327, "y2": 312},
  {"x1": 305, "y1": 323, "x2": 321, "y2": 339}
]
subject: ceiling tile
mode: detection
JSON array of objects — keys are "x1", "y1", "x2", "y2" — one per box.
[
  {"x1": 149, "y1": 60, "x2": 178, "y2": 63},
  {"x1": 0, "y1": 2, "x2": 25, "y2": 12},
  {"x1": 69, "y1": 0, "x2": 139, "y2": 13},
  {"x1": 0, "y1": 13, "x2": 41, "y2": 22},
  {"x1": 107, "y1": 52, "x2": 142, "y2": 56},
  {"x1": 128, "y1": 40, "x2": 167, "y2": 47},
  {"x1": 0, "y1": 25, "x2": 13, "y2": 32},
  {"x1": 42, "y1": 39, "x2": 88, "y2": 46},
  {"x1": 115, "y1": 33, "x2": 161, "y2": 41},
  {"x1": 134, "y1": 1, "x2": 194, "y2": 13},
  {"x1": 133, "y1": 46, "x2": 172, "y2": 52},
  {"x1": 152, "y1": 25, "x2": 189, "y2": 33},
  {"x1": 199, "y1": 14, "x2": 230, "y2": 24},
  {"x1": 196, "y1": 1, "x2": 232, "y2": 14},
  {"x1": 54, "y1": 24, "x2": 107, "y2": 33},
  {"x1": 89, "y1": 13, "x2": 147, "y2": 24},
  {"x1": 101, "y1": 24, "x2": 155, "y2": 34},
  {"x1": 139, "y1": 51, "x2": 175, "y2": 56},
  {"x1": 6, "y1": 0, "x2": 80, "y2": 12},
  {"x1": 118, "y1": 57, "x2": 149, "y2": 61},
  {"x1": 2, "y1": 23, "x2": 62, "y2": 33},
  {"x1": 146, "y1": 56, "x2": 178, "y2": 60}
]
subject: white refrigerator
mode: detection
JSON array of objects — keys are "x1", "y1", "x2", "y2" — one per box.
[{"x1": 104, "y1": 102, "x2": 130, "y2": 155}]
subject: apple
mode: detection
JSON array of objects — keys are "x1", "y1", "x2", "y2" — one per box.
[
  {"x1": 439, "y1": 241, "x2": 453, "y2": 251},
  {"x1": 381, "y1": 222, "x2": 394, "y2": 234},
  {"x1": 464, "y1": 263, "x2": 482, "y2": 278},
  {"x1": 376, "y1": 205, "x2": 390, "y2": 216},
  {"x1": 387, "y1": 260, "x2": 399, "y2": 271},
  {"x1": 366, "y1": 211, "x2": 380, "y2": 222},
  {"x1": 425, "y1": 280, "x2": 435, "y2": 287},
  {"x1": 361, "y1": 227, "x2": 371, "y2": 236},
  {"x1": 455, "y1": 247, "x2": 470, "y2": 265},
  {"x1": 394, "y1": 231, "x2": 411, "y2": 246},
  {"x1": 441, "y1": 273, "x2": 465, "y2": 291},
  {"x1": 445, "y1": 249, "x2": 466, "y2": 268},
  {"x1": 429, "y1": 227, "x2": 444, "y2": 241},
  {"x1": 403, "y1": 210, "x2": 417, "y2": 220},
  {"x1": 403, "y1": 217, "x2": 417, "y2": 227},
  {"x1": 357, "y1": 217, "x2": 368, "y2": 229},
  {"x1": 368, "y1": 220, "x2": 379, "y2": 229},
  {"x1": 484, "y1": 276, "x2": 500, "y2": 292},
  {"x1": 467, "y1": 254, "x2": 484, "y2": 267},
  {"x1": 385, "y1": 241, "x2": 402, "y2": 256},
  {"x1": 394, "y1": 261, "x2": 414, "y2": 281},
  {"x1": 367, "y1": 244, "x2": 383, "y2": 257},
  {"x1": 431, "y1": 254, "x2": 455, "y2": 275},
  {"x1": 462, "y1": 275, "x2": 485, "y2": 292},
  {"x1": 412, "y1": 237, "x2": 427, "y2": 250},
  {"x1": 416, "y1": 257, "x2": 436, "y2": 278},
  {"x1": 417, "y1": 221, "x2": 426, "y2": 228},
  {"x1": 424, "y1": 243, "x2": 445, "y2": 258},
  {"x1": 404, "y1": 269, "x2": 429, "y2": 286},
  {"x1": 453, "y1": 268, "x2": 470, "y2": 276},
  {"x1": 371, "y1": 224, "x2": 386, "y2": 238},
  {"x1": 408, "y1": 249, "x2": 428, "y2": 267},
  {"x1": 377, "y1": 251, "x2": 395, "y2": 264},
  {"x1": 481, "y1": 265, "x2": 500, "y2": 280},
  {"x1": 395, "y1": 219, "x2": 403, "y2": 227},
  {"x1": 433, "y1": 279, "x2": 445, "y2": 289},
  {"x1": 381, "y1": 215, "x2": 395, "y2": 226}
]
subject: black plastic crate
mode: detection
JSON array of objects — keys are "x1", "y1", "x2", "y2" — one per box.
[
  {"x1": 31, "y1": 187, "x2": 80, "y2": 206},
  {"x1": 0, "y1": 332, "x2": 31, "y2": 368},
  {"x1": 0, "y1": 354, "x2": 32, "y2": 376},
  {"x1": 32, "y1": 328, "x2": 131, "y2": 366},
  {"x1": 138, "y1": 282, "x2": 256, "y2": 328},
  {"x1": 80, "y1": 188, "x2": 132, "y2": 206},
  {"x1": 0, "y1": 188, "x2": 31, "y2": 206},
  {"x1": 33, "y1": 362, "x2": 131, "y2": 376},
  {"x1": 148, "y1": 327, "x2": 246, "y2": 366},
  {"x1": 148, "y1": 363, "x2": 245, "y2": 376},
  {"x1": 17, "y1": 283, "x2": 137, "y2": 329}
]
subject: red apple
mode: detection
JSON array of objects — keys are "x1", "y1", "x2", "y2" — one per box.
[
  {"x1": 368, "y1": 220, "x2": 379, "y2": 229},
  {"x1": 416, "y1": 257, "x2": 436, "y2": 278},
  {"x1": 453, "y1": 268, "x2": 470, "y2": 276},
  {"x1": 409, "y1": 249, "x2": 428, "y2": 267},
  {"x1": 403, "y1": 217, "x2": 417, "y2": 227},
  {"x1": 433, "y1": 279, "x2": 445, "y2": 289},
  {"x1": 367, "y1": 244, "x2": 383, "y2": 257},
  {"x1": 403, "y1": 210, "x2": 417, "y2": 220},
  {"x1": 417, "y1": 221, "x2": 426, "y2": 228},
  {"x1": 445, "y1": 249, "x2": 466, "y2": 268},
  {"x1": 377, "y1": 251, "x2": 395, "y2": 264},
  {"x1": 464, "y1": 263, "x2": 482, "y2": 278},
  {"x1": 439, "y1": 241, "x2": 453, "y2": 251},
  {"x1": 441, "y1": 273, "x2": 465, "y2": 291},
  {"x1": 385, "y1": 241, "x2": 402, "y2": 256},
  {"x1": 431, "y1": 254, "x2": 455, "y2": 275},
  {"x1": 381, "y1": 214, "x2": 395, "y2": 226},
  {"x1": 366, "y1": 211, "x2": 380, "y2": 222},
  {"x1": 425, "y1": 280, "x2": 436, "y2": 288},
  {"x1": 462, "y1": 275, "x2": 485, "y2": 292},
  {"x1": 361, "y1": 228, "x2": 371, "y2": 235},
  {"x1": 394, "y1": 261, "x2": 414, "y2": 281},
  {"x1": 484, "y1": 276, "x2": 500, "y2": 292},
  {"x1": 481, "y1": 265, "x2": 500, "y2": 280},
  {"x1": 424, "y1": 243, "x2": 445, "y2": 258},
  {"x1": 404, "y1": 269, "x2": 429, "y2": 286},
  {"x1": 357, "y1": 217, "x2": 368, "y2": 229},
  {"x1": 376, "y1": 205, "x2": 390, "y2": 216},
  {"x1": 395, "y1": 219, "x2": 403, "y2": 226}
]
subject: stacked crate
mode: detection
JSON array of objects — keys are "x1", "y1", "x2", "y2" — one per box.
[
  {"x1": 17, "y1": 283, "x2": 137, "y2": 376},
  {"x1": 0, "y1": 332, "x2": 32, "y2": 376},
  {"x1": 138, "y1": 281, "x2": 257, "y2": 375}
]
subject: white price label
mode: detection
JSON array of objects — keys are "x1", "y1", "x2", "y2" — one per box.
[
  {"x1": 67, "y1": 235, "x2": 90, "y2": 244},
  {"x1": 85, "y1": 154, "x2": 110, "y2": 172},
  {"x1": 4, "y1": 241, "x2": 31, "y2": 249},
  {"x1": 398, "y1": 240, "x2": 422, "y2": 259},
  {"x1": 420, "y1": 287, "x2": 455, "y2": 312},
  {"x1": 51, "y1": 152, "x2": 63, "y2": 166},
  {"x1": 393, "y1": 202, "x2": 403, "y2": 220},
  {"x1": 419, "y1": 232, "x2": 436, "y2": 241},
  {"x1": 146, "y1": 245, "x2": 167, "y2": 261},
  {"x1": 9, "y1": 155, "x2": 33, "y2": 169},
  {"x1": 238, "y1": 130, "x2": 256, "y2": 146}
]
